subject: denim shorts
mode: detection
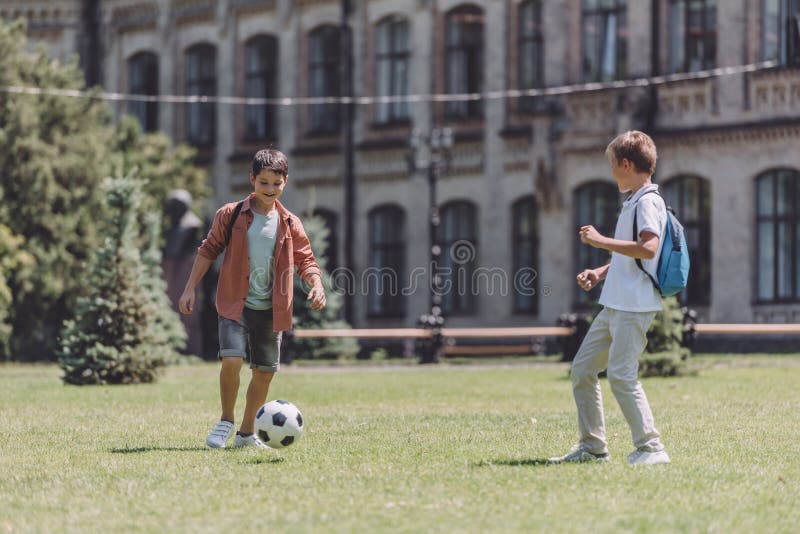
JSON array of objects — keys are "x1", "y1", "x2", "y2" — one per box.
[{"x1": 218, "y1": 308, "x2": 282, "y2": 372}]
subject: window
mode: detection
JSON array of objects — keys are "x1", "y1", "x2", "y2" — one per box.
[
  {"x1": 244, "y1": 35, "x2": 278, "y2": 142},
  {"x1": 669, "y1": 0, "x2": 717, "y2": 73},
  {"x1": 762, "y1": 0, "x2": 800, "y2": 65},
  {"x1": 127, "y1": 52, "x2": 158, "y2": 132},
  {"x1": 581, "y1": 0, "x2": 627, "y2": 82},
  {"x1": 756, "y1": 169, "x2": 800, "y2": 302},
  {"x1": 367, "y1": 206, "x2": 406, "y2": 317},
  {"x1": 512, "y1": 196, "x2": 539, "y2": 314},
  {"x1": 185, "y1": 44, "x2": 216, "y2": 147},
  {"x1": 440, "y1": 201, "x2": 478, "y2": 314},
  {"x1": 375, "y1": 15, "x2": 410, "y2": 123},
  {"x1": 312, "y1": 208, "x2": 339, "y2": 272},
  {"x1": 574, "y1": 182, "x2": 620, "y2": 304},
  {"x1": 663, "y1": 176, "x2": 711, "y2": 305},
  {"x1": 518, "y1": 0, "x2": 544, "y2": 112},
  {"x1": 308, "y1": 25, "x2": 341, "y2": 134},
  {"x1": 445, "y1": 5, "x2": 484, "y2": 119}
]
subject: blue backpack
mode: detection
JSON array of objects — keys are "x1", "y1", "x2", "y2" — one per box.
[{"x1": 633, "y1": 191, "x2": 690, "y2": 297}]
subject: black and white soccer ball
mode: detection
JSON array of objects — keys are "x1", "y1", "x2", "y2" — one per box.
[{"x1": 254, "y1": 400, "x2": 304, "y2": 449}]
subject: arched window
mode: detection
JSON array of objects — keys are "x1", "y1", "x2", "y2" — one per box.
[
  {"x1": 574, "y1": 181, "x2": 620, "y2": 304},
  {"x1": 512, "y1": 196, "x2": 539, "y2": 314},
  {"x1": 756, "y1": 168, "x2": 800, "y2": 302},
  {"x1": 367, "y1": 206, "x2": 406, "y2": 317},
  {"x1": 127, "y1": 51, "x2": 158, "y2": 132},
  {"x1": 244, "y1": 35, "x2": 278, "y2": 142},
  {"x1": 312, "y1": 208, "x2": 339, "y2": 272},
  {"x1": 668, "y1": 0, "x2": 717, "y2": 73},
  {"x1": 445, "y1": 4, "x2": 484, "y2": 119},
  {"x1": 662, "y1": 175, "x2": 711, "y2": 305},
  {"x1": 185, "y1": 43, "x2": 216, "y2": 146},
  {"x1": 518, "y1": 0, "x2": 544, "y2": 112},
  {"x1": 761, "y1": 0, "x2": 800, "y2": 65},
  {"x1": 581, "y1": 0, "x2": 627, "y2": 82},
  {"x1": 375, "y1": 15, "x2": 410, "y2": 123},
  {"x1": 440, "y1": 201, "x2": 478, "y2": 314},
  {"x1": 308, "y1": 25, "x2": 342, "y2": 133}
]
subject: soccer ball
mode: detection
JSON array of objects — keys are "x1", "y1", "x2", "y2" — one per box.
[{"x1": 254, "y1": 400, "x2": 304, "y2": 449}]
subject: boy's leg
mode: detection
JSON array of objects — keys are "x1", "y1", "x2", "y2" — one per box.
[
  {"x1": 207, "y1": 316, "x2": 248, "y2": 447},
  {"x1": 570, "y1": 308, "x2": 613, "y2": 455},
  {"x1": 239, "y1": 370, "x2": 274, "y2": 434},
  {"x1": 220, "y1": 357, "x2": 242, "y2": 422},
  {"x1": 606, "y1": 310, "x2": 663, "y2": 452},
  {"x1": 237, "y1": 308, "x2": 282, "y2": 435},
  {"x1": 217, "y1": 316, "x2": 250, "y2": 421}
]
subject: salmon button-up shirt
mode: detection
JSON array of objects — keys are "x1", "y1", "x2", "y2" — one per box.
[{"x1": 198, "y1": 195, "x2": 321, "y2": 332}]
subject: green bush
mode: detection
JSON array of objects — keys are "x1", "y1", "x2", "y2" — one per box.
[
  {"x1": 0, "y1": 225, "x2": 35, "y2": 355},
  {"x1": 642, "y1": 296, "x2": 691, "y2": 377},
  {"x1": 59, "y1": 175, "x2": 180, "y2": 385},
  {"x1": 639, "y1": 352, "x2": 692, "y2": 378},
  {"x1": 0, "y1": 20, "x2": 208, "y2": 361}
]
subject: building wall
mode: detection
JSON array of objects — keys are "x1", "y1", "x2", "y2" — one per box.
[{"x1": 4, "y1": 0, "x2": 800, "y2": 328}]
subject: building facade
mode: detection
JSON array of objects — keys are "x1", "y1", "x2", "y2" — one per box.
[{"x1": 4, "y1": 0, "x2": 800, "y2": 330}]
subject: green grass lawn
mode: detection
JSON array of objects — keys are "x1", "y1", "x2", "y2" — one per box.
[{"x1": 2, "y1": 356, "x2": 799, "y2": 533}]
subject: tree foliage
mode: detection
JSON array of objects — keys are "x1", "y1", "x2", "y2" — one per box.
[
  {"x1": 0, "y1": 21, "x2": 113, "y2": 360},
  {"x1": 141, "y1": 213, "x2": 188, "y2": 363},
  {"x1": 0, "y1": 225, "x2": 35, "y2": 356},
  {"x1": 641, "y1": 296, "x2": 692, "y2": 377},
  {"x1": 0, "y1": 20, "x2": 208, "y2": 361},
  {"x1": 59, "y1": 175, "x2": 179, "y2": 385}
]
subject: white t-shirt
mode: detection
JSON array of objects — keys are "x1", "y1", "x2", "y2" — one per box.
[{"x1": 598, "y1": 184, "x2": 667, "y2": 312}]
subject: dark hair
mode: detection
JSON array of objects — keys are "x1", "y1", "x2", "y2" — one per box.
[
  {"x1": 605, "y1": 131, "x2": 657, "y2": 175},
  {"x1": 251, "y1": 148, "x2": 289, "y2": 177}
]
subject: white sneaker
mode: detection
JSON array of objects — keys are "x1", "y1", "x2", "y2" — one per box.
[
  {"x1": 205, "y1": 420, "x2": 234, "y2": 448},
  {"x1": 627, "y1": 449, "x2": 671, "y2": 465},
  {"x1": 231, "y1": 433, "x2": 270, "y2": 449},
  {"x1": 548, "y1": 445, "x2": 610, "y2": 464}
]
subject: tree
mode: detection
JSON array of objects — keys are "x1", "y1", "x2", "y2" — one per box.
[
  {"x1": 0, "y1": 225, "x2": 35, "y2": 356},
  {"x1": 290, "y1": 213, "x2": 358, "y2": 359},
  {"x1": 140, "y1": 213, "x2": 188, "y2": 363},
  {"x1": 112, "y1": 116, "x2": 210, "y2": 232},
  {"x1": 640, "y1": 296, "x2": 692, "y2": 377},
  {"x1": 59, "y1": 175, "x2": 175, "y2": 385},
  {"x1": 0, "y1": 20, "x2": 208, "y2": 361},
  {"x1": 0, "y1": 21, "x2": 113, "y2": 360}
]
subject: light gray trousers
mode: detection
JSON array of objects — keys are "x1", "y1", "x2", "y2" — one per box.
[{"x1": 571, "y1": 307, "x2": 664, "y2": 454}]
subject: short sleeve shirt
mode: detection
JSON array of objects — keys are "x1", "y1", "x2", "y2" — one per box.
[
  {"x1": 599, "y1": 184, "x2": 667, "y2": 312},
  {"x1": 245, "y1": 209, "x2": 279, "y2": 310}
]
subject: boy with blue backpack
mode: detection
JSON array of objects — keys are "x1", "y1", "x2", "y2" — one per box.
[{"x1": 550, "y1": 130, "x2": 689, "y2": 466}]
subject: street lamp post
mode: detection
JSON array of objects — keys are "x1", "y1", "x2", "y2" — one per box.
[{"x1": 408, "y1": 127, "x2": 454, "y2": 363}]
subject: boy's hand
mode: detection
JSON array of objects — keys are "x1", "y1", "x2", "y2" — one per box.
[
  {"x1": 307, "y1": 285, "x2": 326, "y2": 311},
  {"x1": 178, "y1": 288, "x2": 195, "y2": 314},
  {"x1": 576, "y1": 269, "x2": 600, "y2": 292},
  {"x1": 579, "y1": 225, "x2": 606, "y2": 249}
]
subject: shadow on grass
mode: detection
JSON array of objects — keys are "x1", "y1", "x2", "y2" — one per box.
[
  {"x1": 110, "y1": 446, "x2": 209, "y2": 454},
  {"x1": 474, "y1": 458, "x2": 553, "y2": 467},
  {"x1": 241, "y1": 456, "x2": 285, "y2": 465}
]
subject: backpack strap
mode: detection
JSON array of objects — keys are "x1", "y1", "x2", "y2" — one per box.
[
  {"x1": 633, "y1": 190, "x2": 661, "y2": 292},
  {"x1": 224, "y1": 200, "x2": 245, "y2": 249}
]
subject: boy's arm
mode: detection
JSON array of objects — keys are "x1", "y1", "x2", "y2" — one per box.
[
  {"x1": 580, "y1": 226, "x2": 659, "y2": 260},
  {"x1": 197, "y1": 207, "x2": 229, "y2": 262},
  {"x1": 593, "y1": 263, "x2": 611, "y2": 280},
  {"x1": 577, "y1": 263, "x2": 610, "y2": 292},
  {"x1": 178, "y1": 254, "x2": 213, "y2": 314},
  {"x1": 178, "y1": 206, "x2": 229, "y2": 314},
  {"x1": 291, "y1": 218, "x2": 326, "y2": 310},
  {"x1": 290, "y1": 218, "x2": 323, "y2": 284}
]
